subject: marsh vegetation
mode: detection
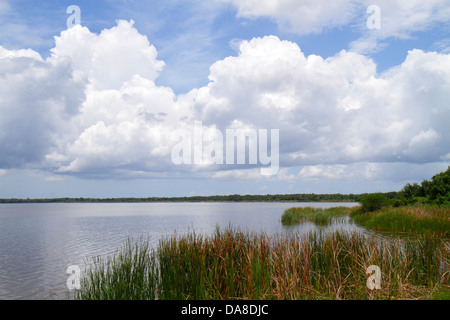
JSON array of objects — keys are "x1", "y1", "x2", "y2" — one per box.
[
  {"x1": 281, "y1": 206, "x2": 353, "y2": 226},
  {"x1": 74, "y1": 226, "x2": 449, "y2": 300}
]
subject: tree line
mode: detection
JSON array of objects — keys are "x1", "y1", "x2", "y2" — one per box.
[
  {"x1": 357, "y1": 166, "x2": 450, "y2": 212},
  {"x1": 0, "y1": 192, "x2": 399, "y2": 203},
  {"x1": 397, "y1": 166, "x2": 450, "y2": 206},
  {"x1": 2, "y1": 166, "x2": 448, "y2": 204}
]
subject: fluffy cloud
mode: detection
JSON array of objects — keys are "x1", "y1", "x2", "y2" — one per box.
[
  {"x1": 45, "y1": 21, "x2": 190, "y2": 177},
  {"x1": 1, "y1": 21, "x2": 449, "y2": 182},
  {"x1": 51, "y1": 76, "x2": 185, "y2": 176},
  {"x1": 0, "y1": 45, "x2": 86, "y2": 168},
  {"x1": 183, "y1": 36, "x2": 450, "y2": 168},
  {"x1": 221, "y1": 0, "x2": 450, "y2": 53},
  {"x1": 51, "y1": 21, "x2": 165, "y2": 91}
]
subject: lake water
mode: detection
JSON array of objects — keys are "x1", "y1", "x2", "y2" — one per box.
[{"x1": 0, "y1": 202, "x2": 362, "y2": 300}]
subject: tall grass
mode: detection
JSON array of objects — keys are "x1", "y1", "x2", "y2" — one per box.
[
  {"x1": 75, "y1": 227, "x2": 449, "y2": 300},
  {"x1": 281, "y1": 206, "x2": 352, "y2": 226},
  {"x1": 157, "y1": 226, "x2": 273, "y2": 300},
  {"x1": 351, "y1": 205, "x2": 450, "y2": 236},
  {"x1": 75, "y1": 238, "x2": 159, "y2": 300}
]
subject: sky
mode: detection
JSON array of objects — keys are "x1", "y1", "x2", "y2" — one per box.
[{"x1": 0, "y1": 0, "x2": 450, "y2": 198}]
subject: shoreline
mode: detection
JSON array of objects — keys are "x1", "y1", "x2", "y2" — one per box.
[{"x1": 0, "y1": 193, "x2": 393, "y2": 204}]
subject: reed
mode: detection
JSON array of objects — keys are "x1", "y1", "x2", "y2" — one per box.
[{"x1": 75, "y1": 227, "x2": 449, "y2": 300}]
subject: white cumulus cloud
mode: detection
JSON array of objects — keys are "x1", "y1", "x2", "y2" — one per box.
[
  {"x1": 50, "y1": 20, "x2": 165, "y2": 91},
  {"x1": 183, "y1": 36, "x2": 450, "y2": 168},
  {"x1": 0, "y1": 45, "x2": 87, "y2": 168},
  {"x1": 1, "y1": 21, "x2": 449, "y2": 182}
]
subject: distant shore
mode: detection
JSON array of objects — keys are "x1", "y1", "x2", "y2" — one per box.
[{"x1": 0, "y1": 192, "x2": 397, "y2": 204}]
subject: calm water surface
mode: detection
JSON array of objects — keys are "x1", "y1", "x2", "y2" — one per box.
[{"x1": 0, "y1": 202, "x2": 362, "y2": 300}]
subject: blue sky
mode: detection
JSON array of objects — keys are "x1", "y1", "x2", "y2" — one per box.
[{"x1": 0, "y1": 0, "x2": 449, "y2": 198}]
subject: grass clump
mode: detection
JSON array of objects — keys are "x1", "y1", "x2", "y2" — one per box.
[
  {"x1": 74, "y1": 227, "x2": 449, "y2": 300},
  {"x1": 75, "y1": 237, "x2": 159, "y2": 300},
  {"x1": 281, "y1": 206, "x2": 352, "y2": 226}
]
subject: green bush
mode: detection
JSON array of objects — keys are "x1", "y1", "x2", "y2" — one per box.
[
  {"x1": 389, "y1": 198, "x2": 405, "y2": 207},
  {"x1": 360, "y1": 193, "x2": 389, "y2": 213}
]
